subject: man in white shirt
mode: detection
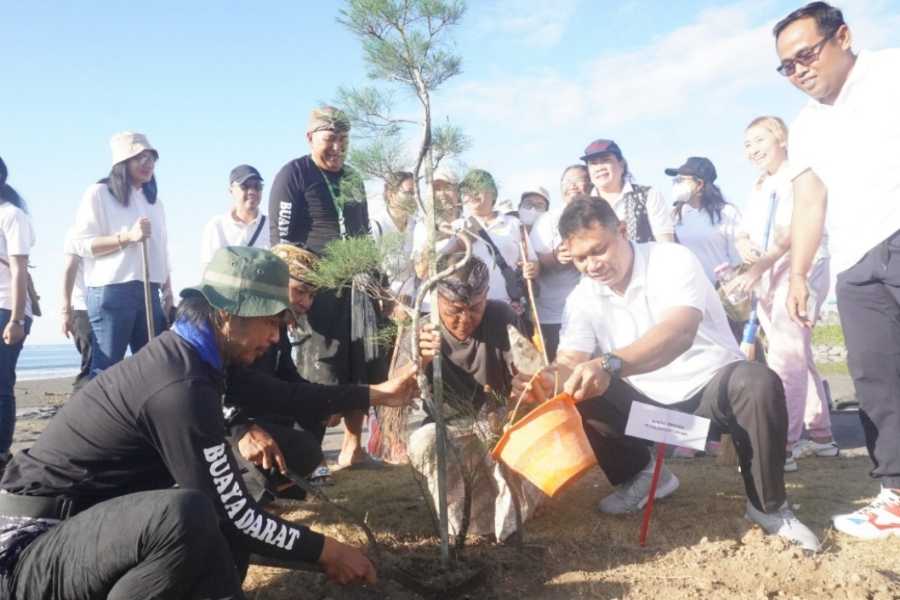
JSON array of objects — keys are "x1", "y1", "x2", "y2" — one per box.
[
  {"x1": 200, "y1": 165, "x2": 270, "y2": 272},
  {"x1": 776, "y1": 2, "x2": 900, "y2": 540},
  {"x1": 517, "y1": 197, "x2": 819, "y2": 551},
  {"x1": 61, "y1": 229, "x2": 92, "y2": 392}
]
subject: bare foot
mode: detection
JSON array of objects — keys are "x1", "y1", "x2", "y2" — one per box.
[{"x1": 337, "y1": 447, "x2": 369, "y2": 468}]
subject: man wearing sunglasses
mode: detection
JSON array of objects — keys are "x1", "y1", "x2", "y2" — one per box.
[
  {"x1": 774, "y1": 2, "x2": 900, "y2": 541},
  {"x1": 200, "y1": 165, "x2": 271, "y2": 273}
]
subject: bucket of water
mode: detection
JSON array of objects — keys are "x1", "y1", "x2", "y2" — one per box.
[{"x1": 491, "y1": 393, "x2": 597, "y2": 497}]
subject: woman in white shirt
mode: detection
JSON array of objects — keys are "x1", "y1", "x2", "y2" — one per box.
[
  {"x1": 447, "y1": 169, "x2": 538, "y2": 309},
  {"x1": 668, "y1": 156, "x2": 743, "y2": 285},
  {"x1": 371, "y1": 171, "x2": 417, "y2": 317},
  {"x1": 72, "y1": 132, "x2": 172, "y2": 375},
  {"x1": 733, "y1": 116, "x2": 836, "y2": 469},
  {"x1": 0, "y1": 156, "x2": 35, "y2": 467}
]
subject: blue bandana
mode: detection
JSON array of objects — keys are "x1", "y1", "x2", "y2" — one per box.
[{"x1": 172, "y1": 318, "x2": 223, "y2": 371}]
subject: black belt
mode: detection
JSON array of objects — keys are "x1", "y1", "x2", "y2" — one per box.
[{"x1": 0, "y1": 493, "x2": 76, "y2": 520}]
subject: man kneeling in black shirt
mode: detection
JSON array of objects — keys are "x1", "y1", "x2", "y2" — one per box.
[{"x1": 0, "y1": 247, "x2": 408, "y2": 598}]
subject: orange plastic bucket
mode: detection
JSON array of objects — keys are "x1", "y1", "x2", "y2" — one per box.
[{"x1": 491, "y1": 393, "x2": 597, "y2": 497}]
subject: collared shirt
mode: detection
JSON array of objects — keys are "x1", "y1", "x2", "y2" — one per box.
[
  {"x1": 72, "y1": 183, "x2": 171, "y2": 287},
  {"x1": 558, "y1": 242, "x2": 743, "y2": 405},
  {"x1": 0, "y1": 202, "x2": 35, "y2": 315},
  {"x1": 600, "y1": 181, "x2": 675, "y2": 239},
  {"x1": 371, "y1": 212, "x2": 417, "y2": 299},
  {"x1": 200, "y1": 210, "x2": 271, "y2": 272},
  {"x1": 789, "y1": 48, "x2": 900, "y2": 273},
  {"x1": 62, "y1": 228, "x2": 87, "y2": 311},
  {"x1": 674, "y1": 203, "x2": 742, "y2": 284},
  {"x1": 529, "y1": 206, "x2": 581, "y2": 324},
  {"x1": 453, "y1": 213, "x2": 537, "y2": 304}
]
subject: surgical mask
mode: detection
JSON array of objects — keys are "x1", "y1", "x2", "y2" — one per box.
[
  {"x1": 462, "y1": 204, "x2": 475, "y2": 218},
  {"x1": 671, "y1": 181, "x2": 696, "y2": 205},
  {"x1": 518, "y1": 207, "x2": 542, "y2": 227}
]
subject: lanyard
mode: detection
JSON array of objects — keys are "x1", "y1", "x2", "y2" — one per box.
[{"x1": 316, "y1": 164, "x2": 347, "y2": 238}]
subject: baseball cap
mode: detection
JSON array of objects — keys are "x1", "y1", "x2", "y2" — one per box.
[
  {"x1": 580, "y1": 139, "x2": 623, "y2": 162},
  {"x1": 664, "y1": 157, "x2": 718, "y2": 183},
  {"x1": 229, "y1": 164, "x2": 263, "y2": 186},
  {"x1": 181, "y1": 246, "x2": 293, "y2": 319},
  {"x1": 0, "y1": 156, "x2": 7, "y2": 186},
  {"x1": 110, "y1": 131, "x2": 158, "y2": 166},
  {"x1": 520, "y1": 186, "x2": 550, "y2": 207}
]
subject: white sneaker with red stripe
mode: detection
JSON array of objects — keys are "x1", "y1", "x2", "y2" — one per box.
[{"x1": 832, "y1": 487, "x2": 900, "y2": 540}]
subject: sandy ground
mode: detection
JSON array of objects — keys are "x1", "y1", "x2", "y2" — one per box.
[{"x1": 11, "y1": 375, "x2": 900, "y2": 599}]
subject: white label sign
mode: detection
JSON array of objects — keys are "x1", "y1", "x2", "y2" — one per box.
[{"x1": 625, "y1": 402, "x2": 711, "y2": 451}]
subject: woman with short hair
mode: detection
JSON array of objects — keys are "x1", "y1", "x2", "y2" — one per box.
[
  {"x1": 0, "y1": 156, "x2": 35, "y2": 470},
  {"x1": 71, "y1": 132, "x2": 172, "y2": 375}
]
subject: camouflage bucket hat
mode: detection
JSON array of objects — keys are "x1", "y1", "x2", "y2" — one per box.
[{"x1": 181, "y1": 246, "x2": 293, "y2": 318}]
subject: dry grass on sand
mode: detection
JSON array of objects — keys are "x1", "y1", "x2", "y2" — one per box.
[{"x1": 244, "y1": 455, "x2": 900, "y2": 599}]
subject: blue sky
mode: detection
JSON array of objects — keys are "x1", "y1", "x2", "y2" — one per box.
[{"x1": 3, "y1": 0, "x2": 899, "y2": 344}]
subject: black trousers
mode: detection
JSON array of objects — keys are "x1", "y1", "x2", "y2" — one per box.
[
  {"x1": 228, "y1": 421, "x2": 323, "y2": 502},
  {"x1": 12, "y1": 489, "x2": 245, "y2": 600},
  {"x1": 577, "y1": 360, "x2": 787, "y2": 512},
  {"x1": 539, "y1": 323, "x2": 561, "y2": 363},
  {"x1": 70, "y1": 310, "x2": 93, "y2": 393},
  {"x1": 836, "y1": 231, "x2": 900, "y2": 488}
]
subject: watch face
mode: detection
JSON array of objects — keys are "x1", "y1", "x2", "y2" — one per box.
[{"x1": 604, "y1": 354, "x2": 623, "y2": 375}]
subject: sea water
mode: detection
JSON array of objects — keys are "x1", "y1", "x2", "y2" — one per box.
[{"x1": 15, "y1": 344, "x2": 81, "y2": 381}]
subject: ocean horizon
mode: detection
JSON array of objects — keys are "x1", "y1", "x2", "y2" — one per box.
[{"x1": 15, "y1": 343, "x2": 82, "y2": 382}]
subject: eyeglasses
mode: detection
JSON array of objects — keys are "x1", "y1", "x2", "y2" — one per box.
[{"x1": 776, "y1": 31, "x2": 835, "y2": 77}]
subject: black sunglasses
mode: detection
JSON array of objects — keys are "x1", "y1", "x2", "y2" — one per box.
[{"x1": 776, "y1": 31, "x2": 836, "y2": 77}]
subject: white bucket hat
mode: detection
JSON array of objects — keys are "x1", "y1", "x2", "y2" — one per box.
[{"x1": 109, "y1": 131, "x2": 158, "y2": 166}]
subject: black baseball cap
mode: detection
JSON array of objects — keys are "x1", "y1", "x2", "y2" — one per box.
[
  {"x1": 665, "y1": 157, "x2": 717, "y2": 183},
  {"x1": 229, "y1": 164, "x2": 263, "y2": 186},
  {"x1": 580, "y1": 139, "x2": 623, "y2": 162},
  {"x1": 0, "y1": 156, "x2": 7, "y2": 186}
]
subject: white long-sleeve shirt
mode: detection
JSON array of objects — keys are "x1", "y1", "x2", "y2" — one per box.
[{"x1": 72, "y1": 183, "x2": 171, "y2": 287}]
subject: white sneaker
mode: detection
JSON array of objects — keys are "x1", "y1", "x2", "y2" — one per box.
[
  {"x1": 784, "y1": 455, "x2": 799, "y2": 472},
  {"x1": 598, "y1": 464, "x2": 680, "y2": 514},
  {"x1": 745, "y1": 501, "x2": 820, "y2": 552},
  {"x1": 792, "y1": 439, "x2": 840, "y2": 459},
  {"x1": 833, "y1": 488, "x2": 900, "y2": 540}
]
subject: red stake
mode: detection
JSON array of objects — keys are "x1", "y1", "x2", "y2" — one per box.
[{"x1": 639, "y1": 443, "x2": 667, "y2": 546}]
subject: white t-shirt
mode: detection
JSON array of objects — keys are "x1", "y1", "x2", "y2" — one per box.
[
  {"x1": 789, "y1": 48, "x2": 900, "y2": 273},
  {"x1": 455, "y1": 213, "x2": 537, "y2": 304},
  {"x1": 372, "y1": 213, "x2": 417, "y2": 299},
  {"x1": 0, "y1": 202, "x2": 35, "y2": 316},
  {"x1": 558, "y1": 242, "x2": 743, "y2": 405},
  {"x1": 529, "y1": 207, "x2": 581, "y2": 324},
  {"x1": 72, "y1": 183, "x2": 171, "y2": 287},
  {"x1": 741, "y1": 163, "x2": 829, "y2": 263},
  {"x1": 199, "y1": 210, "x2": 271, "y2": 272},
  {"x1": 63, "y1": 228, "x2": 87, "y2": 311},
  {"x1": 602, "y1": 182, "x2": 675, "y2": 239},
  {"x1": 674, "y1": 203, "x2": 742, "y2": 284}
]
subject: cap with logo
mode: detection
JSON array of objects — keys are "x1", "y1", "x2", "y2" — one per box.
[
  {"x1": 664, "y1": 157, "x2": 718, "y2": 183},
  {"x1": 229, "y1": 164, "x2": 264, "y2": 186},
  {"x1": 109, "y1": 131, "x2": 158, "y2": 166},
  {"x1": 580, "y1": 139, "x2": 623, "y2": 162},
  {"x1": 181, "y1": 246, "x2": 293, "y2": 318}
]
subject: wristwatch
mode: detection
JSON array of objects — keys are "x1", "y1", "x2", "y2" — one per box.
[
  {"x1": 11, "y1": 319, "x2": 26, "y2": 327},
  {"x1": 599, "y1": 353, "x2": 623, "y2": 378}
]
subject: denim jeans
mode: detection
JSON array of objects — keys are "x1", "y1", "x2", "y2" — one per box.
[
  {"x1": 86, "y1": 281, "x2": 165, "y2": 377},
  {"x1": 0, "y1": 309, "x2": 32, "y2": 455}
]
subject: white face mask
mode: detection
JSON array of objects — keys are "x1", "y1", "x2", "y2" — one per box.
[
  {"x1": 518, "y1": 207, "x2": 542, "y2": 226},
  {"x1": 671, "y1": 181, "x2": 696, "y2": 205},
  {"x1": 462, "y1": 204, "x2": 475, "y2": 218}
]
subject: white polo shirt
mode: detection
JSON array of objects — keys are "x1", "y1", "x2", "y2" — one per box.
[
  {"x1": 558, "y1": 242, "x2": 743, "y2": 405},
  {"x1": 63, "y1": 228, "x2": 87, "y2": 311},
  {"x1": 199, "y1": 210, "x2": 271, "y2": 272},
  {"x1": 529, "y1": 207, "x2": 581, "y2": 324},
  {"x1": 0, "y1": 202, "x2": 35, "y2": 316},
  {"x1": 789, "y1": 48, "x2": 900, "y2": 273},
  {"x1": 674, "y1": 203, "x2": 742, "y2": 284}
]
